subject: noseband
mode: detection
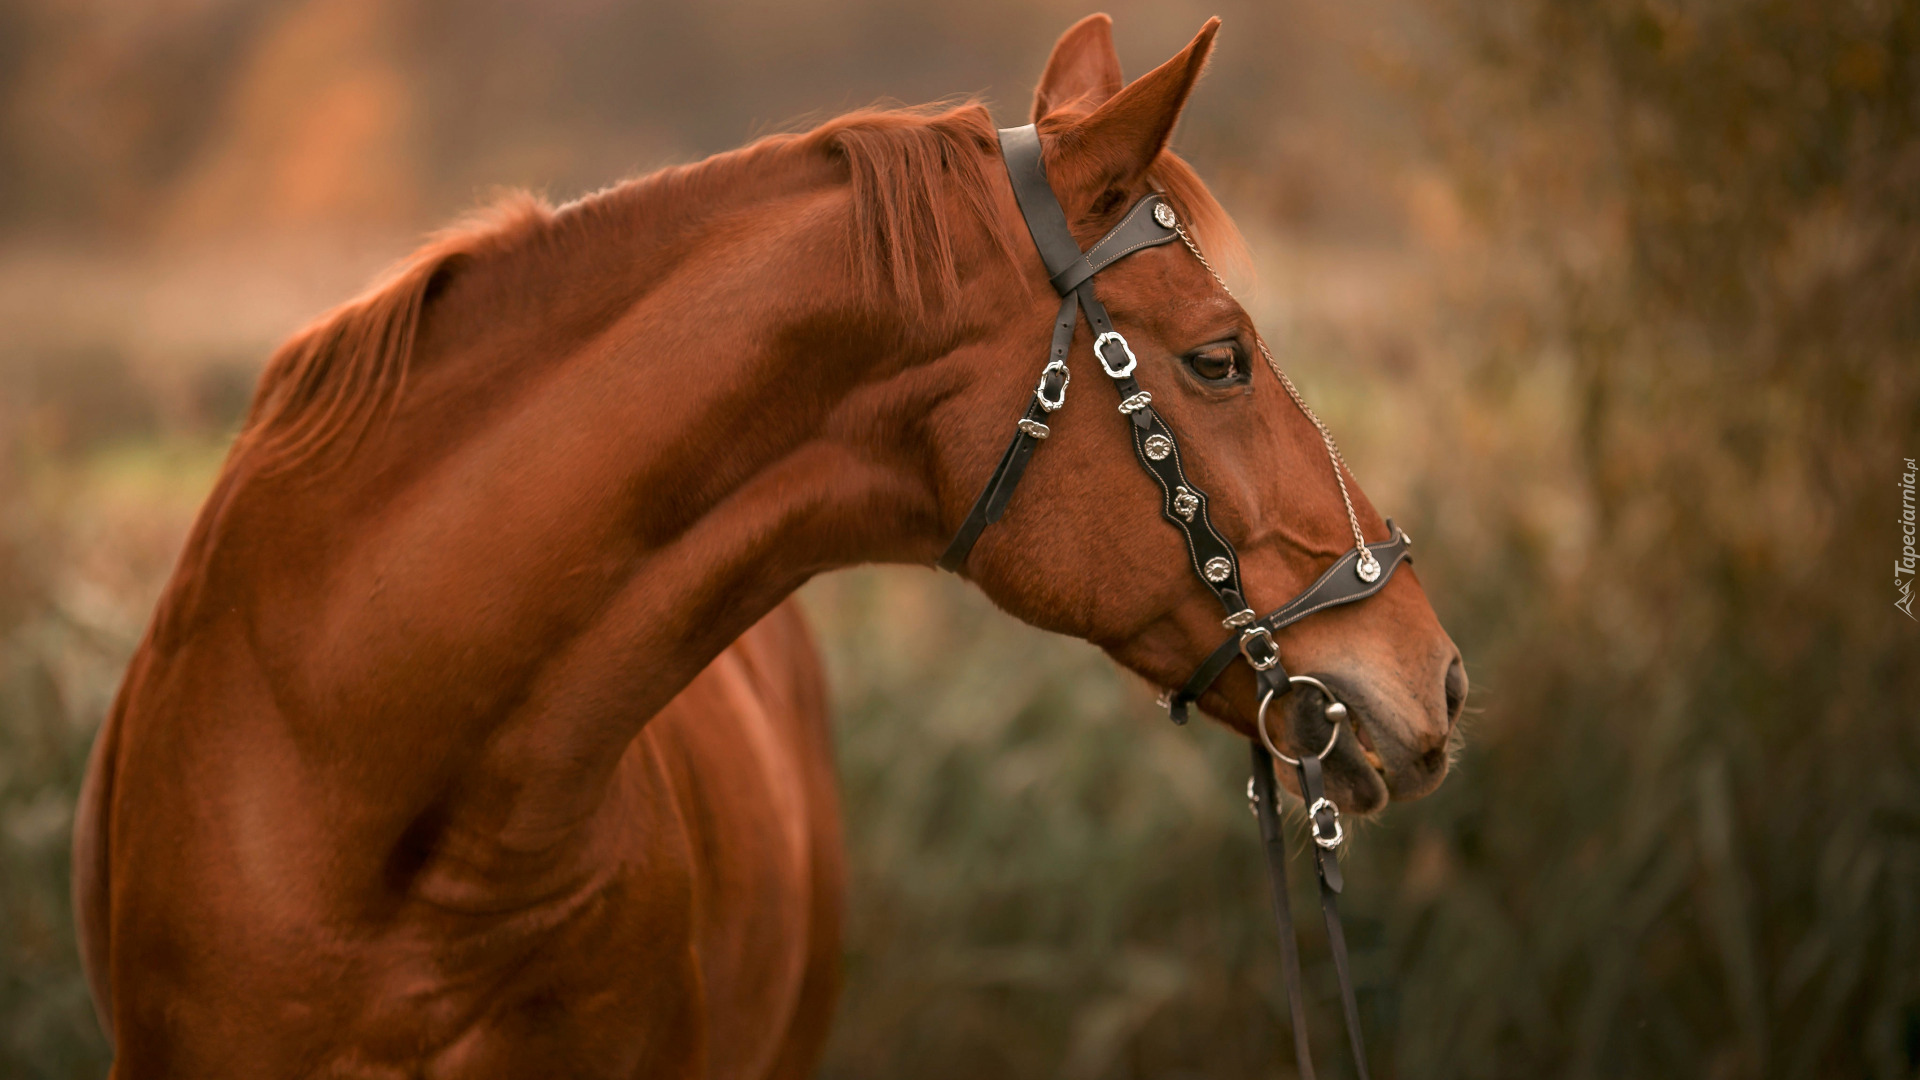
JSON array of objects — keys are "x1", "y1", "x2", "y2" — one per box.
[{"x1": 938, "y1": 124, "x2": 1415, "y2": 1080}]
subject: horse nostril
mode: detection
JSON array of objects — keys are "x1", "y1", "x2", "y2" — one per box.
[{"x1": 1443, "y1": 655, "x2": 1468, "y2": 728}]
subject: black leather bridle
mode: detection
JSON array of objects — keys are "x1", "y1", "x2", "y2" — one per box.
[{"x1": 939, "y1": 124, "x2": 1416, "y2": 1080}]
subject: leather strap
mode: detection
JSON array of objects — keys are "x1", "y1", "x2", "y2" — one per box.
[
  {"x1": 967, "y1": 121, "x2": 1390, "y2": 1080},
  {"x1": 1066, "y1": 275, "x2": 1248, "y2": 613},
  {"x1": 998, "y1": 124, "x2": 1084, "y2": 281},
  {"x1": 1250, "y1": 743, "x2": 1319, "y2": 1080},
  {"x1": 1049, "y1": 194, "x2": 1183, "y2": 294},
  {"x1": 1249, "y1": 743, "x2": 1376, "y2": 1080},
  {"x1": 993, "y1": 126, "x2": 1244, "y2": 614},
  {"x1": 938, "y1": 292, "x2": 1078, "y2": 571},
  {"x1": 1297, "y1": 754, "x2": 1373, "y2": 1080},
  {"x1": 939, "y1": 127, "x2": 1193, "y2": 578},
  {"x1": 1167, "y1": 524, "x2": 1411, "y2": 724}
]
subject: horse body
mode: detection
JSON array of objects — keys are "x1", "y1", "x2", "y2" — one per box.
[
  {"x1": 78, "y1": 601, "x2": 840, "y2": 1077},
  {"x1": 78, "y1": 15, "x2": 1466, "y2": 1076},
  {"x1": 76, "y1": 130, "x2": 901, "y2": 1076}
]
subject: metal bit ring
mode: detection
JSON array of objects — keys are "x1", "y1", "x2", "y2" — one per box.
[{"x1": 1255, "y1": 675, "x2": 1346, "y2": 766}]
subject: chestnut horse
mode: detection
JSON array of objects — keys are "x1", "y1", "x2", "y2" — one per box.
[{"x1": 74, "y1": 14, "x2": 1464, "y2": 1077}]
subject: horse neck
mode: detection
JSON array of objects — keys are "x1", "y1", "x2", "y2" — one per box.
[{"x1": 204, "y1": 147, "x2": 967, "y2": 811}]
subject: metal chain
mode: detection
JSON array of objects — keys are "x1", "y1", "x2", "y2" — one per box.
[{"x1": 1173, "y1": 222, "x2": 1378, "y2": 577}]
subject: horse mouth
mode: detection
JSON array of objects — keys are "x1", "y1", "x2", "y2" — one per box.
[
  {"x1": 1344, "y1": 735, "x2": 1391, "y2": 813},
  {"x1": 1348, "y1": 711, "x2": 1388, "y2": 774},
  {"x1": 1300, "y1": 678, "x2": 1392, "y2": 812}
]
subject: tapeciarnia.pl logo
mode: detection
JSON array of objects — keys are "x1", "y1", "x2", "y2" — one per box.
[{"x1": 1899, "y1": 457, "x2": 1917, "y2": 620}]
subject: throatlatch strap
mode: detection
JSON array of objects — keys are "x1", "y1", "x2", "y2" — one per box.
[{"x1": 937, "y1": 292, "x2": 1078, "y2": 571}]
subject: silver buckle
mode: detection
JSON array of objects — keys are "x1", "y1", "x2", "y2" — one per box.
[
  {"x1": 1307, "y1": 797, "x2": 1344, "y2": 849},
  {"x1": 1239, "y1": 626, "x2": 1279, "y2": 671},
  {"x1": 1093, "y1": 331, "x2": 1137, "y2": 378},
  {"x1": 1035, "y1": 360, "x2": 1069, "y2": 412}
]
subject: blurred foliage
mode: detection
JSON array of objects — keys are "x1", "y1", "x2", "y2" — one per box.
[{"x1": 3, "y1": 0, "x2": 1918, "y2": 1078}]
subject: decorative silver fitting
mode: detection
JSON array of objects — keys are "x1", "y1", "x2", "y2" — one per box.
[
  {"x1": 1239, "y1": 626, "x2": 1279, "y2": 670},
  {"x1": 1143, "y1": 433, "x2": 1173, "y2": 460},
  {"x1": 1154, "y1": 201, "x2": 1178, "y2": 229},
  {"x1": 1017, "y1": 418, "x2": 1049, "y2": 440},
  {"x1": 1247, "y1": 775, "x2": 1260, "y2": 818},
  {"x1": 1093, "y1": 331, "x2": 1137, "y2": 378},
  {"x1": 1307, "y1": 797, "x2": 1344, "y2": 849},
  {"x1": 1172, "y1": 486, "x2": 1199, "y2": 522},
  {"x1": 1117, "y1": 391, "x2": 1153, "y2": 415},
  {"x1": 1356, "y1": 547, "x2": 1382, "y2": 583},
  {"x1": 1035, "y1": 359, "x2": 1069, "y2": 412},
  {"x1": 1222, "y1": 608, "x2": 1257, "y2": 630},
  {"x1": 1203, "y1": 556, "x2": 1232, "y2": 583}
]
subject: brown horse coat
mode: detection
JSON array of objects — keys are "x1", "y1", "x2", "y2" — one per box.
[
  {"x1": 77, "y1": 604, "x2": 841, "y2": 1076},
  {"x1": 74, "y1": 14, "x2": 1463, "y2": 1077}
]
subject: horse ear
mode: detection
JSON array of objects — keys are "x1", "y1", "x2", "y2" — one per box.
[
  {"x1": 1032, "y1": 14, "x2": 1125, "y2": 123},
  {"x1": 1053, "y1": 17, "x2": 1219, "y2": 193}
]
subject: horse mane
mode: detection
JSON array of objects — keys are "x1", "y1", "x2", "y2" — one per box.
[
  {"x1": 801, "y1": 102, "x2": 1016, "y2": 317},
  {"x1": 228, "y1": 100, "x2": 1245, "y2": 478},
  {"x1": 235, "y1": 195, "x2": 553, "y2": 476}
]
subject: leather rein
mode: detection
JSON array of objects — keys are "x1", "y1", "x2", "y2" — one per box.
[{"x1": 938, "y1": 124, "x2": 1414, "y2": 1080}]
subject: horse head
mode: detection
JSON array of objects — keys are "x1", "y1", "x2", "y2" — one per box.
[{"x1": 930, "y1": 16, "x2": 1466, "y2": 813}]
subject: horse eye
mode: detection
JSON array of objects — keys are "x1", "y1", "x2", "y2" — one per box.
[{"x1": 1185, "y1": 345, "x2": 1241, "y2": 383}]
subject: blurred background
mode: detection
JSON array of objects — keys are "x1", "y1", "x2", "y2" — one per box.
[{"x1": 2, "y1": 0, "x2": 1916, "y2": 1076}]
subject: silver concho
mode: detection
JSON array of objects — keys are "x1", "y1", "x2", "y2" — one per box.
[
  {"x1": 1153, "y1": 202, "x2": 1177, "y2": 229},
  {"x1": 1172, "y1": 486, "x2": 1200, "y2": 522},
  {"x1": 1357, "y1": 548, "x2": 1382, "y2": 582},
  {"x1": 1203, "y1": 556, "x2": 1232, "y2": 583},
  {"x1": 1143, "y1": 433, "x2": 1173, "y2": 461},
  {"x1": 1017, "y1": 418, "x2": 1050, "y2": 440}
]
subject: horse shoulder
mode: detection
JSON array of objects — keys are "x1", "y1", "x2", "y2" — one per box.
[{"x1": 635, "y1": 599, "x2": 843, "y2": 1079}]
